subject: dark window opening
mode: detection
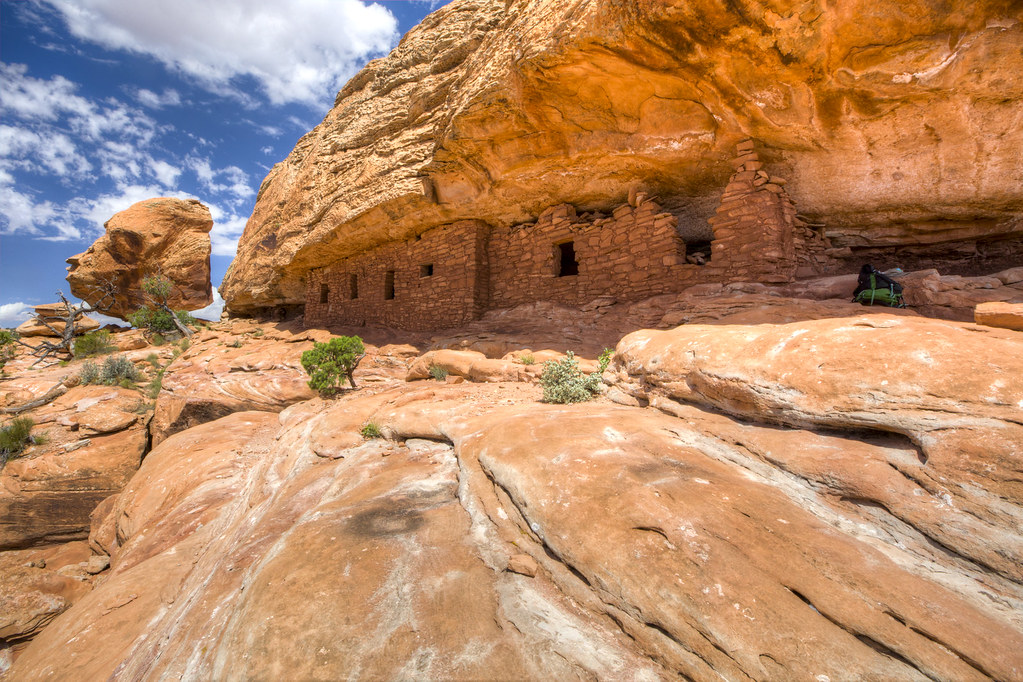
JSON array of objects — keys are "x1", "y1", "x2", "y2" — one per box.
[
  {"x1": 319, "y1": 283, "x2": 329, "y2": 303},
  {"x1": 420, "y1": 264, "x2": 434, "y2": 278},
  {"x1": 686, "y1": 241, "x2": 712, "y2": 266},
  {"x1": 384, "y1": 271, "x2": 395, "y2": 300},
  {"x1": 556, "y1": 241, "x2": 579, "y2": 277},
  {"x1": 350, "y1": 274, "x2": 358, "y2": 299}
]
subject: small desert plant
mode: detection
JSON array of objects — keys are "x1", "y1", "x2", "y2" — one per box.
[
  {"x1": 73, "y1": 330, "x2": 115, "y2": 357},
  {"x1": 0, "y1": 417, "x2": 36, "y2": 464},
  {"x1": 0, "y1": 330, "x2": 17, "y2": 374},
  {"x1": 519, "y1": 353, "x2": 535, "y2": 366},
  {"x1": 128, "y1": 306, "x2": 196, "y2": 334},
  {"x1": 82, "y1": 355, "x2": 142, "y2": 386},
  {"x1": 539, "y1": 349, "x2": 613, "y2": 404},
  {"x1": 100, "y1": 355, "x2": 143, "y2": 385},
  {"x1": 428, "y1": 363, "x2": 448, "y2": 381},
  {"x1": 146, "y1": 371, "x2": 164, "y2": 399},
  {"x1": 178, "y1": 337, "x2": 190, "y2": 352},
  {"x1": 229, "y1": 339, "x2": 242, "y2": 348},
  {"x1": 251, "y1": 328, "x2": 264, "y2": 338},
  {"x1": 146, "y1": 353, "x2": 161, "y2": 368},
  {"x1": 79, "y1": 360, "x2": 100, "y2": 385},
  {"x1": 301, "y1": 335, "x2": 366, "y2": 394},
  {"x1": 360, "y1": 422, "x2": 382, "y2": 439},
  {"x1": 151, "y1": 332, "x2": 167, "y2": 346}
]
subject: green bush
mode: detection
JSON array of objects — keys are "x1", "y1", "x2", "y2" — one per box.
[
  {"x1": 519, "y1": 353, "x2": 535, "y2": 366},
  {"x1": 101, "y1": 355, "x2": 142, "y2": 385},
  {"x1": 127, "y1": 306, "x2": 196, "y2": 334},
  {"x1": 539, "y1": 349, "x2": 613, "y2": 404},
  {"x1": 428, "y1": 363, "x2": 448, "y2": 381},
  {"x1": 79, "y1": 360, "x2": 100, "y2": 385},
  {"x1": 360, "y1": 422, "x2": 382, "y2": 439},
  {"x1": 81, "y1": 355, "x2": 142, "y2": 386},
  {"x1": 0, "y1": 417, "x2": 35, "y2": 461},
  {"x1": 73, "y1": 330, "x2": 115, "y2": 357},
  {"x1": 301, "y1": 335, "x2": 366, "y2": 394},
  {"x1": 0, "y1": 330, "x2": 18, "y2": 374}
]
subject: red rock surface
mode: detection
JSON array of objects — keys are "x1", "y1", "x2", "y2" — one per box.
[
  {"x1": 10, "y1": 314, "x2": 1023, "y2": 679},
  {"x1": 66, "y1": 198, "x2": 213, "y2": 319}
]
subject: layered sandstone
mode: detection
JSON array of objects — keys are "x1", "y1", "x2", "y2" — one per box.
[
  {"x1": 67, "y1": 198, "x2": 213, "y2": 319},
  {"x1": 222, "y1": 0, "x2": 1023, "y2": 315},
  {"x1": 10, "y1": 315, "x2": 1023, "y2": 679}
]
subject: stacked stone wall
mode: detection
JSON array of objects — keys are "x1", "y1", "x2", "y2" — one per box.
[
  {"x1": 706, "y1": 139, "x2": 810, "y2": 283},
  {"x1": 304, "y1": 140, "x2": 825, "y2": 331},
  {"x1": 488, "y1": 198, "x2": 699, "y2": 309},
  {"x1": 305, "y1": 220, "x2": 488, "y2": 330}
]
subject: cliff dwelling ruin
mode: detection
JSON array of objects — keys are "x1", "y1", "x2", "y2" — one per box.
[{"x1": 305, "y1": 140, "x2": 828, "y2": 330}]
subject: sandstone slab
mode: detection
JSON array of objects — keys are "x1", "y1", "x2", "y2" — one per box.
[
  {"x1": 66, "y1": 198, "x2": 213, "y2": 319},
  {"x1": 975, "y1": 301, "x2": 1023, "y2": 331}
]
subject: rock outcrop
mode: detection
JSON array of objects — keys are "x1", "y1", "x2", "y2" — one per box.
[
  {"x1": 66, "y1": 198, "x2": 213, "y2": 319},
  {"x1": 10, "y1": 315, "x2": 1023, "y2": 679},
  {"x1": 0, "y1": 384, "x2": 150, "y2": 550},
  {"x1": 13, "y1": 304, "x2": 100, "y2": 339},
  {"x1": 221, "y1": 0, "x2": 1023, "y2": 315}
]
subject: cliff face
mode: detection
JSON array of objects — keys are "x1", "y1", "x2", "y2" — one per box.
[{"x1": 221, "y1": 0, "x2": 1023, "y2": 314}]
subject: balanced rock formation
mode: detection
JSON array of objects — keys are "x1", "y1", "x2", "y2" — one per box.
[
  {"x1": 11, "y1": 315, "x2": 1023, "y2": 679},
  {"x1": 67, "y1": 198, "x2": 213, "y2": 319},
  {"x1": 222, "y1": 0, "x2": 1023, "y2": 315}
]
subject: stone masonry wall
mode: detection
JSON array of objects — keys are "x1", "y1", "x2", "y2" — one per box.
[
  {"x1": 706, "y1": 139, "x2": 814, "y2": 283},
  {"x1": 304, "y1": 140, "x2": 821, "y2": 331},
  {"x1": 305, "y1": 220, "x2": 489, "y2": 330},
  {"x1": 488, "y1": 197, "x2": 699, "y2": 309}
]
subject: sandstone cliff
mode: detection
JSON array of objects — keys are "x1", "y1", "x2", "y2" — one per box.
[
  {"x1": 67, "y1": 198, "x2": 213, "y2": 319},
  {"x1": 221, "y1": 0, "x2": 1023, "y2": 314}
]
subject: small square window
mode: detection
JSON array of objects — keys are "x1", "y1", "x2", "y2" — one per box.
[
  {"x1": 420, "y1": 264, "x2": 434, "y2": 278},
  {"x1": 556, "y1": 241, "x2": 578, "y2": 277}
]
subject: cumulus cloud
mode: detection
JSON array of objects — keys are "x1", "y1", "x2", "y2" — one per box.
[
  {"x1": 135, "y1": 87, "x2": 181, "y2": 108},
  {"x1": 0, "y1": 302, "x2": 34, "y2": 328},
  {"x1": 186, "y1": 157, "x2": 254, "y2": 202},
  {"x1": 42, "y1": 0, "x2": 399, "y2": 107},
  {"x1": 0, "y1": 183, "x2": 60, "y2": 235},
  {"x1": 206, "y1": 204, "x2": 249, "y2": 257}
]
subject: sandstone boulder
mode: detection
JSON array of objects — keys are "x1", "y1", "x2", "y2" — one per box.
[
  {"x1": 222, "y1": 0, "x2": 1023, "y2": 314},
  {"x1": 66, "y1": 198, "x2": 213, "y2": 319},
  {"x1": 149, "y1": 332, "x2": 317, "y2": 447},
  {"x1": 975, "y1": 301, "x2": 1023, "y2": 331},
  {"x1": 14, "y1": 313, "x2": 99, "y2": 338}
]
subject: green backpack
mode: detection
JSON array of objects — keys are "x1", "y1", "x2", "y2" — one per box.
[{"x1": 853, "y1": 273, "x2": 906, "y2": 308}]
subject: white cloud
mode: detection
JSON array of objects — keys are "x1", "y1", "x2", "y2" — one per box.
[
  {"x1": 186, "y1": 157, "x2": 254, "y2": 202},
  {"x1": 206, "y1": 204, "x2": 249, "y2": 257},
  {"x1": 190, "y1": 286, "x2": 225, "y2": 321},
  {"x1": 0, "y1": 183, "x2": 60, "y2": 235},
  {"x1": 149, "y1": 159, "x2": 182, "y2": 188},
  {"x1": 43, "y1": 0, "x2": 399, "y2": 108},
  {"x1": 0, "y1": 124, "x2": 92, "y2": 178},
  {"x1": 135, "y1": 87, "x2": 181, "y2": 108},
  {"x1": 0, "y1": 302, "x2": 35, "y2": 328}
]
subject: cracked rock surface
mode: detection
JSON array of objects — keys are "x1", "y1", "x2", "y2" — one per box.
[{"x1": 8, "y1": 314, "x2": 1023, "y2": 680}]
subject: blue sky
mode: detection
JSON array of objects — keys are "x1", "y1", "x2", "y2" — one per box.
[{"x1": 0, "y1": 0, "x2": 449, "y2": 326}]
